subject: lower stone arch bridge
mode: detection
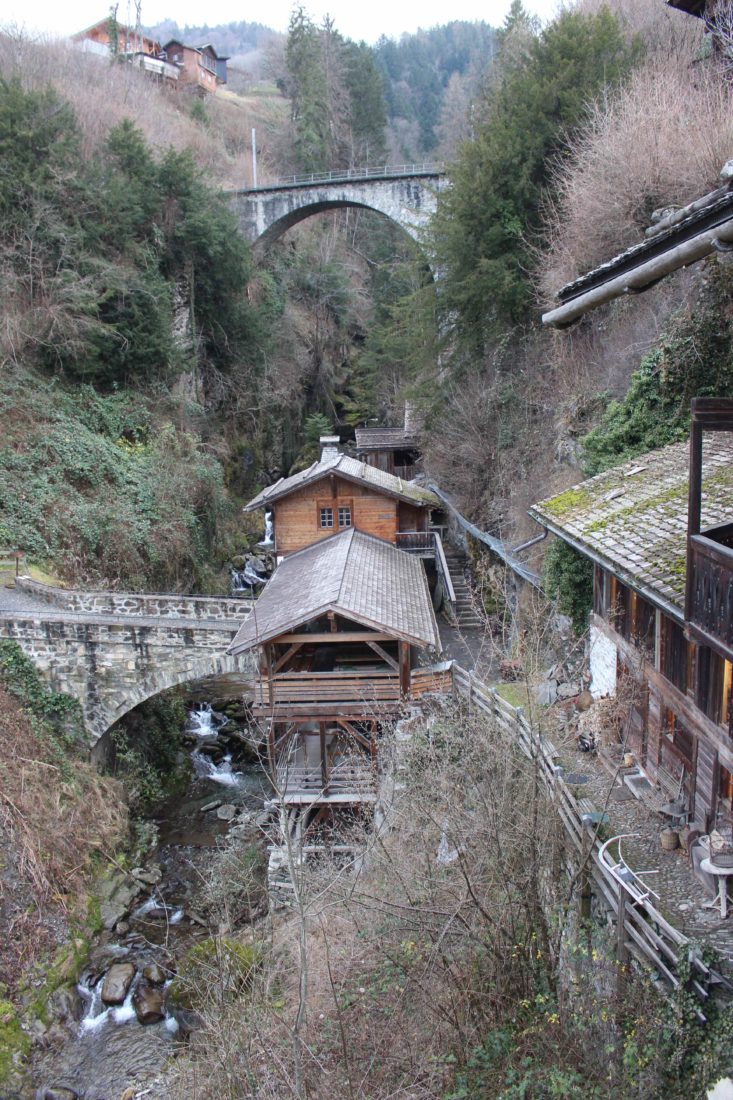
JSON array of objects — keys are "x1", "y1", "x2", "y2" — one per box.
[{"x1": 0, "y1": 580, "x2": 256, "y2": 747}]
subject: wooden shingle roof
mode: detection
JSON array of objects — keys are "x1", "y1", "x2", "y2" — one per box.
[
  {"x1": 354, "y1": 426, "x2": 419, "y2": 451},
  {"x1": 245, "y1": 454, "x2": 438, "y2": 511},
  {"x1": 227, "y1": 528, "x2": 441, "y2": 652},
  {"x1": 529, "y1": 436, "x2": 733, "y2": 618}
]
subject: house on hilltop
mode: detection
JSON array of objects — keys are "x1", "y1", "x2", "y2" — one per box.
[
  {"x1": 162, "y1": 40, "x2": 228, "y2": 93},
  {"x1": 73, "y1": 17, "x2": 161, "y2": 56},
  {"x1": 529, "y1": 401, "x2": 733, "y2": 832}
]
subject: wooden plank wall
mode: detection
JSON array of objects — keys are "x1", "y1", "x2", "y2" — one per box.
[{"x1": 274, "y1": 478, "x2": 398, "y2": 554}]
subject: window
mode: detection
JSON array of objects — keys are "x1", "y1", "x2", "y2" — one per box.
[
  {"x1": 338, "y1": 506, "x2": 351, "y2": 528},
  {"x1": 697, "y1": 647, "x2": 733, "y2": 732},
  {"x1": 319, "y1": 507, "x2": 333, "y2": 529},
  {"x1": 661, "y1": 615, "x2": 691, "y2": 694}
]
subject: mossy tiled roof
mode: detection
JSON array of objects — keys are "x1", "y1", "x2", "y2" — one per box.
[{"x1": 529, "y1": 436, "x2": 733, "y2": 612}]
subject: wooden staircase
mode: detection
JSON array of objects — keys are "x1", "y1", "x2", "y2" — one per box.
[{"x1": 443, "y1": 549, "x2": 484, "y2": 630}]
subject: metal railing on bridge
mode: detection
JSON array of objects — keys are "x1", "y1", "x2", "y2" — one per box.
[{"x1": 248, "y1": 162, "x2": 446, "y2": 192}]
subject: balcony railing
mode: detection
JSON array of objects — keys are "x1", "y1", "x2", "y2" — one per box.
[
  {"x1": 395, "y1": 530, "x2": 456, "y2": 612},
  {"x1": 394, "y1": 464, "x2": 417, "y2": 481},
  {"x1": 396, "y1": 530, "x2": 434, "y2": 552},
  {"x1": 255, "y1": 670, "x2": 401, "y2": 710},
  {"x1": 686, "y1": 524, "x2": 733, "y2": 659},
  {"x1": 275, "y1": 756, "x2": 376, "y2": 801}
]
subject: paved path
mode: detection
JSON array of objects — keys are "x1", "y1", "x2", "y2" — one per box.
[{"x1": 0, "y1": 574, "x2": 47, "y2": 613}]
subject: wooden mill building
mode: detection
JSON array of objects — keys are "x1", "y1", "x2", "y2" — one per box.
[
  {"x1": 228, "y1": 527, "x2": 441, "y2": 811},
  {"x1": 529, "y1": 400, "x2": 733, "y2": 831}
]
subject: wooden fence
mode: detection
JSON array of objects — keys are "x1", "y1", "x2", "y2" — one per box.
[{"x1": 452, "y1": 664, "x2": 729, "y2": 1011}]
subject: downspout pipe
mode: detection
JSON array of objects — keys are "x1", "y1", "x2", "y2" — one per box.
[{"x1": 542, "y1": 215, "x2": 733, "y2": 329}]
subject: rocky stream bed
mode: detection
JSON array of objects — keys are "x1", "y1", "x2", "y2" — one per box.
[{"x1": 28, "y1": 701, "x2": 272, "y2": 1100}]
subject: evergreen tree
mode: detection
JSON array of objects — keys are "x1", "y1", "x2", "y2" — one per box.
[
  {"x1": 431, "y1": 5, "x2": 638, "y2": 350},
  {"x1": 286, "y1": 6, "x2": 330, "y2": 172}
]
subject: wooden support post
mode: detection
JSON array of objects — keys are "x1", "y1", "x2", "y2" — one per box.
[
  {"x1": 328, "y1": 611, "x2": 338, "y2": 633},
  {"x1": 399, "y1": 642, "x2": 410, "y2": 698},
  {"x1": 616, "y1": 889, "x2": 629, "y2": 1002},
  {"x1": 268, "y1": 724, "x2": 276, "y2": 776},
  {"x1": 320, "y1": 722, "x2": 328, "y2": 792}
]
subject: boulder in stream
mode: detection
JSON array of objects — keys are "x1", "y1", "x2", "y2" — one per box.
[
  {"x1": 132, "y1": 980, "x2": 166, "y2": 1024},
  {"x1": 101, "y1": 962, "x2": 136, "y2": 1005},
  {"x1": 142, "y1": 961, "x2": 168, "y2": 984},
  {"x1": 216, "y1": 803, "x2": 237, "y2": 821},
  {"x1": 37, "y1": 1088, "x2": 79, "y2": 1100}
]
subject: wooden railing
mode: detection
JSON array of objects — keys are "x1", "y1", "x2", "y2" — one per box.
[
  {"x1": 396, "y1": 530, "x2": 434, "y2": 552},
  {"x1": 687, "y1": 525, "x2": 733, "y2": 660},
  {"x1": 256, "y1": 670, "x2": 401, "y2": 709},
  {"x1": 276, "y1": 757, "x2": 376, "y2": 799},
  {"x1": 394, "y1": 464, "x2": 417, "y2": 481},
  {"x1": 395, "y1": 530, "x2": 456, "y2": 612},
  {"x1": 451, "y1": 665, "x2": 729, "y2": 1011}
]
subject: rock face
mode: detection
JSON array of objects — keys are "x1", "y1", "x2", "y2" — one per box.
[
  {"x1": 132, "y1": 981, "x2": 166, "y2": 1024},
  {"x1": 101, "y1": 962, "x2": 136, "y2": 1005}
]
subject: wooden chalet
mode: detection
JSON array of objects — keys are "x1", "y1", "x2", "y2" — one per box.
[
  {"x1": 162, "y1": 40, "x2": 228, "y2": 93},
  {"x1": 73, "y1": 18, "x2": 161, "y2": 56},
  {"x1": 227, "y1": 527, "x2": 442, "y2": 805},
  {"x1": 245, "y1": 444, "x2": 439, "y2": 558},
  {"x1": 354, "y1": 425, "x2": 421, "y2": 480},
  {"x1": 529, "y1": 404, "x2": 733, "y2": 831}
]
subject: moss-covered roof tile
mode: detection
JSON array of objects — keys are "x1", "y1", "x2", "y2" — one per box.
[{"x1": 529, "y1": 435, "x2": 733, "y2": 610}]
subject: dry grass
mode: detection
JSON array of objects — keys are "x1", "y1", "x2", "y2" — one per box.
[
  {"x1": 0, "y1": 687, "x2": 127, "y2": 991},
  {"x1": 0, "y1": 30, "x2": 289, "y2": 187},
  {"x1": 539, "y1": 53, "x2": 733, "y2": 298}
]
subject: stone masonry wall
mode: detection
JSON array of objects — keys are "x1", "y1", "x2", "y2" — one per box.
[{"x1": 0, "y1": 608, "x2": 256, "y2": 744}]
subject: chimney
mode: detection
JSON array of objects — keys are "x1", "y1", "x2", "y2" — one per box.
[{"x1": 320, "y1": 435, "x2": 340, "y2": 461}]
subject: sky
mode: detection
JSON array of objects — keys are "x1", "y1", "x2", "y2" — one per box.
[{"x1": 4, "y1": 0, "x2": 563, "y2": 45}]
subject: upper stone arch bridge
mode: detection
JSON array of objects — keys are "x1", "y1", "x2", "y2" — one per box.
[
  {"x1": 227, "y1": 164, "x2": 448, "y2": 254},
  {"x1": 0, "y1": 579, "x2": 256, "y2": 752}
]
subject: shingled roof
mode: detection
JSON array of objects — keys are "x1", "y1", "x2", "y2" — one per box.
[
  {"x1": 354, "y1": 426, "x2": 419, "y2": 451},
  {"x1": 245, "y1": 454, "x2": 438, "y2": 511},
  {"x1": 529, "y1": 436, "x2": 733, "y2": 619},
  {"x1": 227, "y1": 527, "x2": 441, "y2": 652}
]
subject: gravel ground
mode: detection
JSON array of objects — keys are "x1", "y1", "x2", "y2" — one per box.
[{"x1": 553, "y1": 720, "x2": 733, "y2": 965}]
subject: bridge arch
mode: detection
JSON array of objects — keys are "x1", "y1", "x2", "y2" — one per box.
[
  {"x1": 227, "y1": 169, "x2": 448, "y2": 255},
  {"x1": 98, "y1": 651, "x2": 255, "y2": 741}
]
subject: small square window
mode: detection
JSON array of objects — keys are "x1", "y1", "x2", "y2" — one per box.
[
  {"x1": 338, "y1": 506, "x2": 352, "y2": 528},
  {"x1": 320, "y1": 507, "x2": 333, "y2": 528}
]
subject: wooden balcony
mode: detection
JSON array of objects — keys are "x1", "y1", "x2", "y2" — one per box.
[
  {"x1": 396, "y1": 530, "x2": 434, "y2": 552},
  {"x1": 254, "y1": 670, "x2": 402, "y2": 716},
  {"x1": 686, "y1": 523, "x2": 733, "y2": 660},
  {"x1": 275, "y1": 755, "x2": 377, "y2": 803}
]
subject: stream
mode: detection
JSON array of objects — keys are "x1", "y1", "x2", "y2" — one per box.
[{"x1": 31, "y1": 700, "x2": 271, "y2": 1100}]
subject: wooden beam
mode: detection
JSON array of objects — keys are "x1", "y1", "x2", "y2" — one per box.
[
  {"x1": 272, "y1": 642, "x2": 304, "y2": 674},
  {"x1": 399, "y1": 642, "x2": 410, "y2": 698},
  {"x1": 277, "y1": 632, "x2": 398, "y2": 644},
  {"x1": 366, "y1": 640, "x2": 399, "y2": 672},
  {"x1": 328, "y1": 611, "x2": 338, "y2": 633},
  {"x1": 335, "y1": 718, "x2": 371, "y2": 750},
  {"x1": 320, "y1": 722, "x2": 328, "y2": 790}
]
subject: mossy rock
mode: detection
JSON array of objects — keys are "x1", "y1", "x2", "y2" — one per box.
[
  {"x1": 168, "y1": 937, "x2": 261, "y2": 1010},
  {"x1": 0, "y1": 999, "x2": 31, "y2": 1084}
]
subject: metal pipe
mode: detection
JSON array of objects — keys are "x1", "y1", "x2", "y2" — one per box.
[
  {"x1": 542, "y1": 215, "x2": 733, "y2": 328},
  {"x1": 511, "y1": 528, "x2": 548, "y2": 554}
]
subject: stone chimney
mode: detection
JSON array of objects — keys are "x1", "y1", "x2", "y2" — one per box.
[{"x1": 320, "y1": 435, "x2": 340, "y2": 460}]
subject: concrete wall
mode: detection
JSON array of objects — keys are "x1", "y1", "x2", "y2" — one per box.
[{"x1": 0, "y1": 607, "x2": 256, "y2": 744}]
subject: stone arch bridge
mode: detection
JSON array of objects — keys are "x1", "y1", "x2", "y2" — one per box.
[
  {"x1": 0, "y1": 580, "x2": 256, "y2": 746},
  {"x1": 227, "y1": 164, "x2": 448, "y2": 252}
]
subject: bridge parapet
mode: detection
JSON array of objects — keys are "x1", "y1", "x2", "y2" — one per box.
[{"x1": 16, "y1": 577, "x2": 254, "y2": 621}]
